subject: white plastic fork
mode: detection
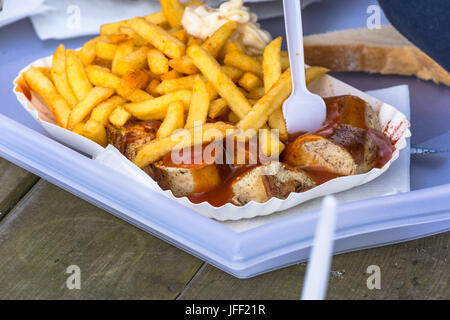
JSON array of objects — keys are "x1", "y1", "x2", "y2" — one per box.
[{"x1": 282, "y1": 0, "x2": 327, "y2": 133}]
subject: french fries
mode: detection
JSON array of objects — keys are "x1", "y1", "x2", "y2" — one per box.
[
  {"x1": 221, "y1": 65, "x2": 243, "y2": 82},
  {"x1": 68, "y1": 87, "x2": 115, "y2": 130},
  {"x1": 259, "y1": 127, "x2": 285, "y2": 158},
  {"x1": 23, "y1": 67, "x2": 71, "y2": 128},
  {"x1": 129, "y1": 18, "x2": 185, "y2": 59},
  {"x1": 247, "y1": 86, "x2": 265, "y2": 100},
  {"x1": 100, "y1": 20, "x2": 130, "y2": 36},
  {"x1": 160, "y1": 70, "x2": 182, "y2": 80},
  {"x1": 268, "y1": 109, "x2": 288, "y2": 141},
  {"x1": 263, "y1": 37, "x2": 288, "y2": 141},
  {"x1": 126, "y1": 88, "x2": 153, "y2": 102},
  {"x1": 224, "y1": 51, "x2": 263, "y2": 75},
  {"x1": 154, "y1": 74, "x2": 197, "y2": 95},
  {"x1": 168, "y1": 56, "x2": 198, "y2": 74},
  {"x1": 120, "y1": 69, "x2": 150, "y2": 98},
  {"x1": 83, "y1": 119, "x2": 107, "y2": 147},
  {"x1": 146, "y1": 79, "x2": 161, "y2": 96},
  {"x1": 263, "y1": 37, "x2": 282, "y2": 92},
  {"x1": 134, "y1": 122, "x2": 236, "y2": 167},
  {"x1": 157, "y1": 101, "x2": 185, "y2": 138},
  {"x1": 238, "y1": 68, "x2": 292, "y2": 131},
  {"x1": 95, "y1": 41, "x2": 117, "y2": 60},
  {"x1": 72, "y1": 122, "x2": 86, "y2": 136},
  {"x1": 185, "y1": 76, "x2": 210, "y2": 128},
  {"x1": 170, "y1": 27, "x2": 188, "y2": 43},
  {"x1": 119, "y1": 27, "x2": 148, "y2": 46},
  {"x1": 79, "y1": 36, "x2": 108, "y2": 66},
  {"x1": 51, "y1": 44, "x2": 78, "y2": 108},
  {"x1": 306, "y1": 66, "x2": 329, "y2": 84},
  {"x1": 109, "y1": 106, "x2": 132, "y2": 127},
  {"x1": 66, "y1": 50, "x2": 93, "y2": 101},
  {"x1": 187, "y1": 45, "x2": 252, "y2": 119},
  {"x1": 219, "y1": 41, "x2": 245, "y2": 60},
  {"x1": 208, "y1": 98, "x2": 228, "y2": 119},
  {"x1": 112, "y1": 40, "x2": 134, "y2": 74},
  {"x1": 86, "y1": 65, "x2": 121, "y2": 89},
  {"x1": 125, "y1": 89, "x2": 191, "y2": 120},
  {"x1": 147, "y1": 49, "x2": 169, "y2": 75},
  {"x1": 160, "y1": 0, "x2": 184, "y2": 28},
  {"x1": 90, "y1": 95, "x2": 126, "y2": 125},
  {"x1": 202, "y1": 21, "x2": 238, "y2": 58},
  {"x1": 144, "y1": 11, "x2": 168, "y2": 26},
  {"x1": 115, "y1": 46, "x2": 149, "y2": 76},
  {"x1": 238, "y1": 72, "x2": 262, "y2": 92}
]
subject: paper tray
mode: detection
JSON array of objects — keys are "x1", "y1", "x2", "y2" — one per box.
[{"x1": 13, "y1": 53, "x2": 411, "y2": 220}]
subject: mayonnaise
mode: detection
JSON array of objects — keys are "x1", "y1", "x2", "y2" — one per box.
[{"x1": 182, "y1": 0, "x2": 272, "y2": 55}]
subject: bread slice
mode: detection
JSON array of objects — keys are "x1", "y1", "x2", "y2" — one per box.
[{"x1": 304, "y1": 25, "x2": 450, "y2": 86}]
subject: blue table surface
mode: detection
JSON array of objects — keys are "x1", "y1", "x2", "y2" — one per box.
[{"x1": 0, "y1": 0, "x2": 449, "y2": 191}]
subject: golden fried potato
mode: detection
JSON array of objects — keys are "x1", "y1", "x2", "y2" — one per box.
[
  {"x1": 219, "y1": 41, "x2": 245, "y2": 60},
  {"x1": 79, "y1": 36, "x2": 108, "y2": 66},
  {"x1": 160, "y1": 0, "x2": 184, "y2": 28},
  {"x1": 147, "y1": 49, "x2": 169, "y2": 75},
  {"x1": 115, "y1": 46, "x2": 149, "y2": 76},
  {"x1": 129, "y1": 18, "x2": 185, "y2": 59},
  {"x1": 202, "y1": 21, "x2": 238, "y2": 58},
  {"x1": 238, "y1": 72, "x2": 263, "y2": 92},
  {"x1": 51, "y1": 44, "x2": 78, "y2": 108},
  {"x1": 160, "y1": 70, "x2": 182, "y2": 80},
  {"x1": 100, "y1": 20, "x2": 130, "y2": 36},
  {"x1": 83, "y1": 119, "x2": 107, "y2": 147},
  {"x1": 263, "y1": 37, "x2": 282, "y2": 92},
  {"x1": 66, "y1": 50, "x2": 93, "y2": 101},
  {"x1": 187, "y1": 45, "x2": 252, "y2": 119},
  {"x1": 119, "y1": 27, "x2": 148, "y2": 46},
  {"x1": 185, "y1": 76, "x2": 210, "y2": 128},
  {"x1": 224, "y1": 51, "x2": 263, "y2": 75},
  {"x1": 124, "y1": 89, "x2": 191, "y2": 120},
  {"x1": 221, "y1": 65, "x2": 244, "y2": 82},
  {"x1": 134, "y1": 122, "x2": 235, "y2": 167},
  {"x1": 169, "y1": 27, "x2": 188, "y2": 44},
  {"x1": 95, "y1": 41, "x2": 118, "y2": 60},
  {"x1": 109, "y1": 106, "x2": 132, "y2": 127},
  {"x1": 112, "y1": 40, "x2": 134, "y2": 74},
  {"x1": 86, "y1": 65, "x2": 121, "y2": 90},
  {"x1": 146, "y1": 79, "x2": 161, "y2": 96},
  {"x1": 144, "y1": 11, "x2": 168, "y2": 26},
  {"x1": 23, "y1": 67, "x2": 71, "y2": 128},
  {"x1": 90, "y1": 95, "x2": 126, "y2": 125},
  {"x1": 68, "y1": 87, "x2": 115, "y2": 130},
  {"x1": 120, "y1": 69, "x2": 150, "y2": 98},
  {"x1": 238, "y1": 68, "x2": 292, "y2": 131},
  {"x1": 156, "y1": 101, "x2": 185, "y2": 138},
  {"x1": 306, "y1": 66, "x2": 329, "y2": 85},
  {"x1": 168, "y1": 56, "x2": 199, "y2": 74},
  {"x1": 263, "y1": 37, "x2": 288, "y2": 141},
  {"x1": 208, "y1": 98, "x2": 228, "y2": 119}
]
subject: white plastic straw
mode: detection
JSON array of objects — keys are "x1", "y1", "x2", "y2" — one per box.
[{"x1": 301, "y1": 196, "x2": 338, "y2": 300}]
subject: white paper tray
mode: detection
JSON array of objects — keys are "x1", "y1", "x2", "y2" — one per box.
[{"x1": 14, "y1": 53, "x2": 411, "y2": 220}]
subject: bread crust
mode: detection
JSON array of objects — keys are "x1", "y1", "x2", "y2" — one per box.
[{"x1": 304, "y1": 28, "x2": 450, "y2": 86}]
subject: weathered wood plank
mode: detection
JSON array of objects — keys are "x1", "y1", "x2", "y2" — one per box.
[
  {"x1": 0, "y1": 180, "x2": 203, "y2": 299},
  {"x1": 178, "y1": 232, "x2": 449, "y2": 300},
  {"x1": 0, "y1": 158, "x2": 39, "y2": 219}
]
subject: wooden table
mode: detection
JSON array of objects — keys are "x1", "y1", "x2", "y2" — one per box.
[{"x1": 0, "y1": 158, "x2": 448, "y2": 299}]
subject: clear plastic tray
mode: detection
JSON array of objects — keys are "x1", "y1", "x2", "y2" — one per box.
[{"x1": 1, "y1": 1, "x2": 449, "y2": 278}]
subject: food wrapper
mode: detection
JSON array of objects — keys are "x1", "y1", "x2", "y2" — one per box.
[{"x1": 14, "y1": 54, "x2": 411, "y2": 221}]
